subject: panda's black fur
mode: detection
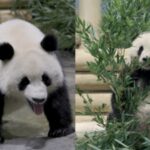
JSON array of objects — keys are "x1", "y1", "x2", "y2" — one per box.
[
  {"x1": 0, "y1": 19, "x2": 74, "y2": 143},
  {"x1": 44, "y1": 82, "x2": 73, "y2": 137},
  {"x1": 109, "y1": 65, "x2": 150, "y2": 120}
]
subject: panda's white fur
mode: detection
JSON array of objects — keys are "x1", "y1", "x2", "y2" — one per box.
[
  {"x1": 0, "y1": 19, "x2": 63, "y2": 102},
  {"x1": 0, "y1": 19, "x2": 74, "y2": 141},
  {"x1": 124, "y1": 32, "x2": 150, "y2": 65}
]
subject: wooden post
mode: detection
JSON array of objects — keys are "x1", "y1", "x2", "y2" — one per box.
[{"x1": 79, "y1": 0, "x2": 101, "y2": 40}]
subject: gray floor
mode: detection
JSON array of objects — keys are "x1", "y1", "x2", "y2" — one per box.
[
  {"x1": 0, "y1": 134, "x2": 75, "y2": 150},
  {"x1": 0, "y1": 52, "x2": 75, "y2": 150}
]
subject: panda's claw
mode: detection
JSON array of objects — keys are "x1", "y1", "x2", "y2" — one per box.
[{"x1": 48, "y1": 126, "x2": 74, "y2": 138}]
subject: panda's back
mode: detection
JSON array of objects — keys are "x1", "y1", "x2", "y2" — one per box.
[{"x1": 0, "y1": 19, "x2": 44, "y2": 52}]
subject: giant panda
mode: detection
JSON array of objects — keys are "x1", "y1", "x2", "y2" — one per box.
[
  {"x1": 0, "y1": 19, "x2": 74, "y2": 142},
  {"x1": 109, "y1": 32, "x2": 150, "y2": 130}
]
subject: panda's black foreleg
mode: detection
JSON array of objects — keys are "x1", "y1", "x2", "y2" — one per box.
[
  {"x1": 108, "y1": 92, "x2": 123, "y2": 121},
  {"x1": 108, "y1": 69, "x2": 142, "y2": 122},
  {"x1": 44, "y1": 83, "x2": 74, "y2": 138},
  {"x1": 0, "y1": 91, "x2": 5, "y2": 143}
]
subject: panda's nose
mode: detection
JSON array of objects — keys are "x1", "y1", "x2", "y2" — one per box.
[
  {"x1": 32, "y1": 98, "x2": 45, "y2": 103},
  {"x1": 143, "y1": 57, "x2": 148, "y2": 62}
]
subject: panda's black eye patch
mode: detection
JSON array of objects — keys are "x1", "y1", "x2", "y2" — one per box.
[
  {"x1": 137, "y1": 46, "x2": 144, "y2": 56},
  {"x1": 42, "y1": 73, "x2": 51, "y2": 86},
  {"x1": 18, "y1": 76, "x2": 30, "y2": 91}
]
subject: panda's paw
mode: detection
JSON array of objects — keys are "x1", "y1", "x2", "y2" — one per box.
[
  {"x1": 0, "y1": 136, "x2": 4, "y2": 144},
  {"x1": 48, "y1": 126, "x2": 75, "y2": 138}
]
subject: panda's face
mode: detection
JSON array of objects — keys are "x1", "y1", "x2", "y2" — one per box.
[
  {"x1": 0, "y1": 34, "x2": 64, "y2": 115},
  {"x1": 14, "y1": 51, "x2": 63, "y2": 115},
  {"x1": 138, "y1": 46, "x2": 150, "y2": 69},
  {"x1": 18, "y1": 73, "x2": 51, "y2": 115}
]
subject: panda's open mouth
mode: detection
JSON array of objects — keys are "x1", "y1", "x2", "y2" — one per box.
[
  {"x1": 27, "y1": 99, "x2": 44, "y2": 115},
  {"x1": 142, "y1": 64, "x2": 150, "y2": 70},
  {"x1": 141, "y1": 60, "x2": 150, "y2": 69}
]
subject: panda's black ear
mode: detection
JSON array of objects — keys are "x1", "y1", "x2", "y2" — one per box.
[
  {"x1": 0, "y1": 43, "x2": 14, "y2": 61},
  {"x1": 41, "y1": 34, "x2": 57, "y2": 52}
]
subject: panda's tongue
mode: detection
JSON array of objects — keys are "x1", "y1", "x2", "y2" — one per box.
[
  {"x1": 28, "y1": 100, "x2": 44, "y2": 115},
  {"x1": 32, "y1": 103, "x2": 44, "y2": 115}
]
